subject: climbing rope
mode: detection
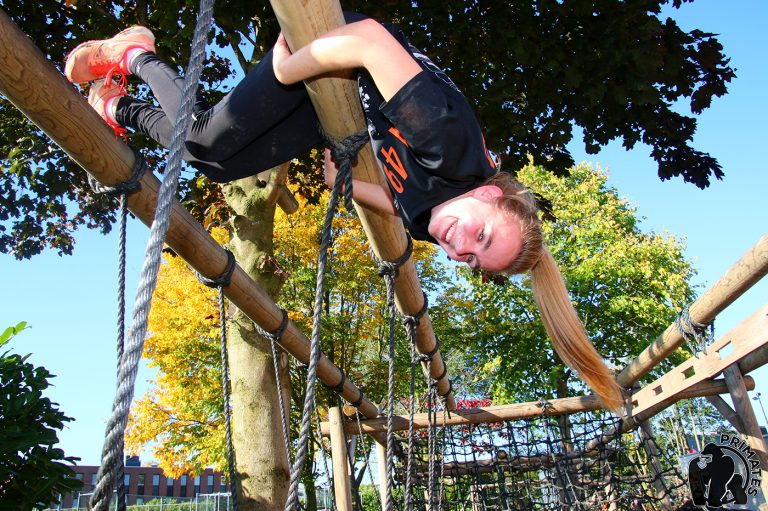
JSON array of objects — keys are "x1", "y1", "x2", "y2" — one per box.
[
  {"x1": 88, "y1": 149, "x2": 148, "y2": 511},
  {"x1": 284, "y1": 128, "x2": 369, "y2": 511},
  {"x1": 400, "y1": 290, "x2": 428, "y2": 511},
  {"x1": 90, "y1": 0, "x2": 215, "y2": 508},
  {"x1": 372, "y1": 235, "x2": 413, "y2": 511},
  {"x1": 195, "y1": 249, "x2": 239, "y2": 511},
  {"x1": 256, "y1": 310, "x2": 292, "y2": 464}
]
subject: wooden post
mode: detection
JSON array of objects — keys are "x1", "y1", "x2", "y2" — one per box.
[
  {"x1": 637, "y1": 421, "x2": 673, "y2": 511},
  {"x1": 375, "y1": 442, "x2": 389, "y2": 511},
  {"x1": 723, "y1": 365, "x2": 768, "y2": 510},
  {"x1": 268, "y1": 0, "x2": 454, "y2": 408},
  {"x1": 0, "y1": 8, "x2": 379, "y2": 419},
  {"x1": 329, "y1": 407, "x2": 353, "y2": 511},
  {"x1": 618, "y1": 234, "x2": 768, "y2": 388}
]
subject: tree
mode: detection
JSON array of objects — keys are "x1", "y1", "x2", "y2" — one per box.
[
  {"x1": 460, "y1": 162, "x2": 696, "y2": 403},
  {"x1": 0, "y1": 322, "x2": 83, "y2": 510}
]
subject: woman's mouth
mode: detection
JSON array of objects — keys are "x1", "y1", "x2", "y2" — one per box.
[{"x1": 443, "y1": 220, "x2": 457, "y2": 244}]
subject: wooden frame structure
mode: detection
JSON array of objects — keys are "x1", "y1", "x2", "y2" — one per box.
[{"x1": 322, "y1": 235, "x2": 768, "y2": 509}]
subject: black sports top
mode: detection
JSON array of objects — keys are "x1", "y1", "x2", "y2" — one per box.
[{"x1": 357, "y1": 23, "x2": 497, "y2": 243}]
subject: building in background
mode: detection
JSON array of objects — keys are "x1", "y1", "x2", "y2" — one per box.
[{"x1": 59, "y1": 457, "x2": 230, "y2": 508}]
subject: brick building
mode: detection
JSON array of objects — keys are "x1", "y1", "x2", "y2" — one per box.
[{"x1": 60, "y1": 457, "x2": 230, "y2": 508}]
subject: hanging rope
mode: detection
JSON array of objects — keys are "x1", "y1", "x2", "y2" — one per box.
[
  {"x1": 194, "y1": 249, "x2": 239, "y2": 511},
  {"x1": 90, "y1": 1, "x2": 215, "y2": 508},
  {"x1": 255, "y1": 310, "x2": 292, "y2": 464},
  {"x1": 371, "y1": 235, "x2": 414, "y2": 511},
  {"x1": 88, "y1": 149, "x2": 148, "y2": 511},
  {"x1": 401, "y1": 291, "x2": 428, "y2": 511},
  {"x1": 284, "y1": 128, "x2": 369, "y2": 511}
]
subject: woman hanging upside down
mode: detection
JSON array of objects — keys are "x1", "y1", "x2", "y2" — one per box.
[{"x1": 64, "y1": 14, "x2": 626, "y2": 412}]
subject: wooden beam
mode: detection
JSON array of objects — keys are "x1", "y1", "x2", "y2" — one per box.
[
  {"x1": 0, "y1": 8, "x2": 379, "y2": 419},
  {"x1": 618, "y1": 234, "x2": 768, "y2": 388},
  {"x1": 268, "y1": 0, "x2": 455, "y2": 409},
  {"x1": 329, "y1": 407, "x2": 353, "y2": 511},
  {"x1": 321, "y1": 376, "x2": 750, "y2": 436},
  {"x1": 629, "y1": 305, "x2": 768, "y2": 416}
]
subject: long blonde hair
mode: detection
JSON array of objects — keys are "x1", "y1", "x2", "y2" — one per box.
[{"x1": 484, "y1": 173, "x2": 625, "y2": 413}]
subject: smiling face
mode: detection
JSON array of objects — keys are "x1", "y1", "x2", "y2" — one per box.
[{"x1": 428, "y1": 185, "x2": 523, "y2": 272}]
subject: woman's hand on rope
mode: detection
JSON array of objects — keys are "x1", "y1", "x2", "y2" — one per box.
[
  {"x1": 323, "y1": 148, "x2": 398, "y2": 216},
  {"x1": 323, "y1": 148, "x2": 340, "y2": 188}
]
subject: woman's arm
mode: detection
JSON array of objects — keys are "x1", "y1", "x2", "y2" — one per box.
[
  {"x1": 272, "y1": 18, "x2": 422, "y2": 101},
  {"x1": 323, "y1": 149, "x2": 398, "y2": 216}
]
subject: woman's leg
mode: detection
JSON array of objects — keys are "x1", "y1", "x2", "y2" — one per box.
[
  {"x1": 129, "y1": 49, "x2": 321, "y2": 164},
  {"x1": 116, "y1": 92, "x2": 321, "y2": 182}
]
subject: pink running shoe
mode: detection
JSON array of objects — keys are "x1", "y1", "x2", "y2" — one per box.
[
  {"x1": 65, "y1": 26, "x2": 155, "y2": 84},
  {"x1": 88, "y1": 79, "x2": 128, "y2": 139}
]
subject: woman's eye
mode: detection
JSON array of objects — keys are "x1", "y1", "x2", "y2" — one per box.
[
  {"x1": 478, "y1": 230, "x2": 484, "y2": 241},
  {"x1": 467, "y1": 255, "x2": 475, "y2": 266}
]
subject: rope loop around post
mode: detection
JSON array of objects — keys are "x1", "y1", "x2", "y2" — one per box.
[
  {"x1": 319, "y1": 126, "x2": 369, "y2": 215},
  {"x1": 253, "y1": 308, "x2": 290, "y2": 344},
  {"x1": 373, "y1": 234, "x2": 413, "y2": 279},
  {"x1": 194, "y1": 248, "x2": 236, "y2": 288},
  {"x1": 674, "y1": 305, "x2": 714, "y2": 356},
  {"x1": 88, "y1": 148, "x2": 148, "y2": 197},
  {"x1": 322, "y1": 369, "x2": 346, "y2": 394}
]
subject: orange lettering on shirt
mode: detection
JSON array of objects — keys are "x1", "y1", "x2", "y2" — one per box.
[
  {"x1": 388, "y1": 127, "x2": 409, "y2": 146},
  {"x1": 380, "y1": 146, "x2": 408, "y2": 193}
]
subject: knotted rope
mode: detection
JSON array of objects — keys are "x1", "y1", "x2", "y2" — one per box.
[
  {"x1": 372, "y1": 235, "x2": 414, "y2": 511},
  {"x1": 284, "y1": 129, "x2": 368, "y2": 511},
  {"x1": 674, "y1": 305, "x2": 714, "y2": 356},
  {"x1": 91, "y1": 0, "x2": 214, "y2": 508},
  {"x1": 88, "y1": 149, "x2": 148, "y2": 511},
  {"x1": 195, "y1": 249, "x2": 239, "y2": 511},
  {"x1": 254, "y1": 310, "x2": 291, "y2": 465}
]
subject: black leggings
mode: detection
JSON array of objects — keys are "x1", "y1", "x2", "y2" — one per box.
[{"x1": 116, "y1": 50, "x2": 323, "y2": 182}]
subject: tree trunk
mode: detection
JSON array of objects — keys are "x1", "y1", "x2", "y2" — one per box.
[{"x1": 224, "y1": 172, "x2": 292, "y2": 510}]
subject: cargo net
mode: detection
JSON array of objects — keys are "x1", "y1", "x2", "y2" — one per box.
[{"x1": 391, "y1": 403, "x2": 689, "y2": 511}]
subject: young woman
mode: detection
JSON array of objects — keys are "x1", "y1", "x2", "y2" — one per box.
[{"x1": 64, "y1": 16, "x2": 625, "y2": 412}]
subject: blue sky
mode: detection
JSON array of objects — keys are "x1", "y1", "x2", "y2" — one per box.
[{"x1": 1, "y1": 0, "x2": 766, "y2": 466}]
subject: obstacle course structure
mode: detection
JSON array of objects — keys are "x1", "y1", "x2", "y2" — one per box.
[{"x1": 1, "y1": 1, "x2": 768, "y2": 510}]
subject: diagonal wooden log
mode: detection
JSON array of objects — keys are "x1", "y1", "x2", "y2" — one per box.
[
  {"x1": 0, "y1": 8, "x2": 379, "y2": 419},
  {"x1": 269, "y1": 0, "x2": 455, "y2": 409},
  {"x1": 618, "y1": 234, "x2": 768, "y2": 388}
]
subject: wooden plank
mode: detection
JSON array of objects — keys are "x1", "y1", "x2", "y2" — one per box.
[
  {"x1": 618, "y1": 234, "x2": 768, "y2": 387},
  {"x1": 269, "y1": 0, "x2": 455, "y2": 408},
  {"x1": 0, "y1": 9, "x2": 379, "y2": 419},
  {"x1": 630, "y1": 305, "x2": 768, "y2": 416}
]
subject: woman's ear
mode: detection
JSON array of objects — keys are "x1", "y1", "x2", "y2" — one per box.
[{"x1": 472, "y1": 185, "x2": 503, "y2": 202}]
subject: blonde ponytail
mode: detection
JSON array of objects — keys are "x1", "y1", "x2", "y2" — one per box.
[
  {"x1": 530, "y1": 249, "x2": 626, "y2": 413},
  {"x1": 482, "y1": 172, "x2": 625, "y2": 413}
]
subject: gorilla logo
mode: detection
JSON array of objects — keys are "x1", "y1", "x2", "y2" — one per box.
[{"x1": 688, "y1": 442, "x2": 749, "y2": 509}]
